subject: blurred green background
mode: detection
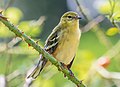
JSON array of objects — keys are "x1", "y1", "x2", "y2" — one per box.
[{"x1": 0, "y1": 0, "x2": 120, "y2": 87}]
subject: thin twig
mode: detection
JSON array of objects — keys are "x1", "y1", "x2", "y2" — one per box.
[
  {"x1": 5, "y1": 0, "x2": 15, "y2": 10},
  {"x1": 74, "y1": 0, "x2": 88, "y2": 21},
  {"x1": 6, "y1": 70, "x2": 21, "y2": 82},
  {"x1": 82, "y1": 15, "x2": 112, "y2": 49},
  {"x1": 108, "y1": 0, "x2": 116, "y2": 18},
  {"x1": 95, "y1": 64, "x2": 120, "y2": 80},
  {"x1": 82, "y1": 15, "x2": 105, "y2": 33},
  {"x1": 103, "y1": 40, "x2": 120, "y2": 59},
  {"x1": 108, "y1": 0, "x2": 118, "y2": 27},
  {"x1": 0, "y1": 75, "x2": 6, "y2": 87}
]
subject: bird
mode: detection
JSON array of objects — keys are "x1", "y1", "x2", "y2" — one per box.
[{"x1": 27, "y1": 11, "x2": 81, "y2": 79}]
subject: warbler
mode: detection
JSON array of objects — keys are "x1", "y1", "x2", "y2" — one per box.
[{"x1": 27, "y1": 11, "x2": 81, "y2": 79}]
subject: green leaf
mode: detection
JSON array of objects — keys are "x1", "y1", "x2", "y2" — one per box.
[
  {"x1": 4, "y1": 7, "x2": 23, "y2": 24},
  {"x1": 0, "y1": 23, "x2": 14, "y2": 37},
  {"x1": 106, "y1": 27, "x2": 119, "y2": 36},
  {"x1": 112, "y1": 12, "x2": 120, "y2": 21}
]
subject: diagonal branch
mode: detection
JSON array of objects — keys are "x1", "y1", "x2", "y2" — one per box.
[{"x1": 0, "y1": 13, "x2": 86, "y2": 87}]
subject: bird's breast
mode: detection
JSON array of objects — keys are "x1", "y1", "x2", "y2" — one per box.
[{"x1": 52, "y1": 27, "x2": 81, "y2": 65}]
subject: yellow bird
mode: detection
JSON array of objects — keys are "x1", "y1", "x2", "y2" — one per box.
[{"x1": 27, "y1": 11, "x2": 81, "y2": 79}]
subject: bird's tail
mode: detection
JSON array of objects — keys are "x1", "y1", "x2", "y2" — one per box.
[{"x1": 27, "y1": 55, "x2": 47, "y2": 79}]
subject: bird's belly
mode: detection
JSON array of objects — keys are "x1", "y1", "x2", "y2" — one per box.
[{"x1": 52, "y1": 33, "x2": 80, "y2": 65}]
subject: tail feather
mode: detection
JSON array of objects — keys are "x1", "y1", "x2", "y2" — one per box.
[{"x1": 27, "y1": 55, "x2": 47, "y2": 79}]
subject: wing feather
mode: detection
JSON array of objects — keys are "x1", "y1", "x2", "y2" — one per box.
[{"x1": 44, "y1": 26, "x2": 61, "y2": 54}]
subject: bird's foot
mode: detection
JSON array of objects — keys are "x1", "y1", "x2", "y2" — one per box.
[
  {"x1": 68, "y1": 69, "x2": 74, "y2": 77},
  {"x1": 58, "y1": 62, "x2": 65, "y2": 71},
  {"x1": 59, "y1": 62, "x2": 74, "y2": 77},
  {"x1": 59, "y1": 62, "x2": 68, "y2": 77},
  {"x1": 60, "y1": 62, "x2": 67, "y2": 69}
]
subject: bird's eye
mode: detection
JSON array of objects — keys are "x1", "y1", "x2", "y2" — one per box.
[{"x1": 67, "y1": 16, "x2": 72, "y2": 19}]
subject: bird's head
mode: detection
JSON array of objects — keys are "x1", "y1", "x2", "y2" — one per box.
[{"x1": 60, "y1": 11, "x2": 81, "y2": 25}]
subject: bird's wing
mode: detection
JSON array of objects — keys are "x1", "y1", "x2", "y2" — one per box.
[
  {"x1": 44, "y1": 26, "x2": 61, "y2": 54},
  {"x1": 27, "y1": 26, "x2": 61, "y2": 79}
]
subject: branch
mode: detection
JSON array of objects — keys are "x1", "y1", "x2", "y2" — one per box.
[
  {"x1": 96, "y1": 40, "x2": 120, "y2": 78},
  {"x1": 0, "y1": 13, "x2": 86, "y2": 87},
  {"x1": 75, "y1": 0, "x2": 88, "y2": 21},
  {"x1": 4, "y1": 0, "x2": 15, "y2": 10},
  {"x1": 0, "y1": 75, "x2": 6, "y2": 87},
  {"x1": 82, "y1": 15, "x2": 105, "y2": 33},
  {"x1": 95, "y1": 63, "x2": 120, "y2": 80}
]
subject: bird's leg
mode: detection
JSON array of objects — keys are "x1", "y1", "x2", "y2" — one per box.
[
  {"x1": 60, "y1": 62, "x2": 68, "y2": 77},
  {"x1": 68, "y1": 68, "x2": 74, "y2": 77},
  {"x1": 67, "y1": 58, "x2": 75, "y2": 77},
  {"x1": 60, "y1": 62, "x2": 74, "y2": 77},
  {"x1": 60, "y1": 62, "x2": 67, "y2": 69}
]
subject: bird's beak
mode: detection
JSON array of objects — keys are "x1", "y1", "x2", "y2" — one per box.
[
  {"x1": 77, "y1": 16, "x2": 82, "y2": 19},
  {"x1": 75, "y1": 16, "x2": 82, "y2": 20}
]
